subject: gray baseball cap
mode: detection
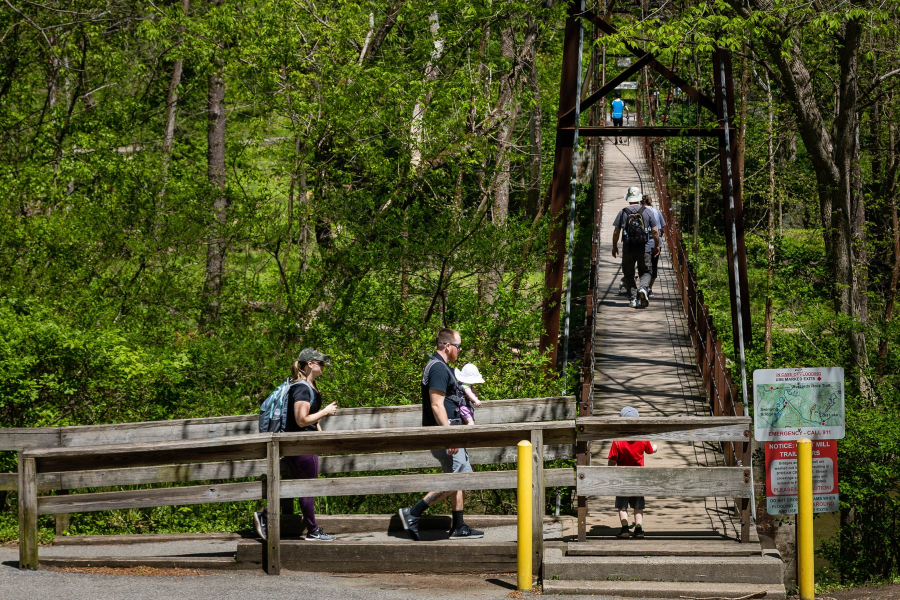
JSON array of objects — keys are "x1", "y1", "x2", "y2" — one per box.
[
  {"x1": 619, "y1": 406, "x2": 640, "y2": 418},
  {"x1": 297, "y1": 347, "x2": 331, "y2": 364}
]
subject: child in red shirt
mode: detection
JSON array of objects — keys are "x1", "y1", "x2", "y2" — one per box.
[{"x1": 608, "y1": 406, "x2": 658, "y2": 538}]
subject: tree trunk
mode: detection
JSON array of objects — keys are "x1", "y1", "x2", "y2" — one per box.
[
  {"x1": 203, "y1": 0, "x2": 227, "y2": 324},
  {"x1": 161, "y1": 0, "x2": 190, "y2": 192},
  {"x1": 409, "y1": 11, "x2": 443, "y2": 171},
  {"x1": 764, "y1": 70, "x2": 775, "y2": 364},
  {"x1": 526, "y1": 29, "x2": 542, "y2": 220},
  {"x1": 878, "y1": 121, "x2": 899, "y2": 378},
  {"x1": 693, "y1": 46, "x2": 701, "y2": 250}
]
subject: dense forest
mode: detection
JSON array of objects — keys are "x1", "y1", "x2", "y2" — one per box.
[{"x1": 1, "y1": 0, "x2": 899, "y2": 586}]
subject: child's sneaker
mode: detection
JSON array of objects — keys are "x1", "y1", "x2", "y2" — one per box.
[
  {"x1": 253, "y1": 511, "x2": 267, "y2": 540},
  {"x1": 617, "y1": 525, "x2": 631, "y2": 539},
  {"x1": 632, "y1": 525, "x2": 645, "y2": 538}
]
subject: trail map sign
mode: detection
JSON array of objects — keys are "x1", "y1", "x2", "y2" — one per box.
[
  {"x1": 765, "y1": 440, "x2": 839, "y2": 514},
  {"x1": 753, "y1": 367, "x2": 845, "y2": 442}
]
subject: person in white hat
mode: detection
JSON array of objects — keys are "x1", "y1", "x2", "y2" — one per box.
[
  {"x1": 612, "y1": 186, "x2": 660, "y2": 308},
  {"x1": 454, "y1": 363, "x2": 485, "y2": 425}
]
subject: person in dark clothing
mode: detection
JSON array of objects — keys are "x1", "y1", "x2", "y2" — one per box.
[
  {"x1": 398, "y1": 328, "x2": 485, "y2": 541},
  {"x1": 612, "y1": 186, "x2": 660, "y2": 308},
  {"x1": 253, "y1": 348, "x2": 337, "y2": 542}
]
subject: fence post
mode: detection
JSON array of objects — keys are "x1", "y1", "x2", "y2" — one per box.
[
  {"x1": 18, "y1": 454, "x2": 38, "y2": 570},
  {"x1": 265, "y1": 439, "x2": 281, "y2": 575},
  {"x1": 517, "y1": 440, "x2": 533, "y2": 592},
  {"x1": 531, "y1": 429, "x2": 544, "y2": 579}
]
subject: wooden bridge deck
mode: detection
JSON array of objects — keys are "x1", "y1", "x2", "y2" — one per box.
[{"x1": 586, "y1": 137, "x2": 750, "y2": 541}]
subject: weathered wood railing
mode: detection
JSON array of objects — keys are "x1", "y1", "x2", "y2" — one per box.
[
  {"x1": 18, "y1": 421, "x2": 577, "y2": 574},
  {"x1": 0, "y1": 396, "x2": 575, "y2": 493},
  {"x1": 576, "y1": 416, "x2": 753, "y2": 543}
]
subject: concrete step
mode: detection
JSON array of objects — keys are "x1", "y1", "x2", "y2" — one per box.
[
  {"x1": 542, "y1": 579, "x2": 786, "y2": 599},
  {"x1": 544, "y1": 550, "x2": 783, "y2": 584},
  {"x1": 567, "y1": 539, "x2": 762, "y2": 557},
  {"x1": 237, "y1": 539, "x2": 520, "y2": 573}
]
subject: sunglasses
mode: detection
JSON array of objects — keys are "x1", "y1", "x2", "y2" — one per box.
[{"x1": 446, "y1": 342, "x2": 462, "y2": 351}]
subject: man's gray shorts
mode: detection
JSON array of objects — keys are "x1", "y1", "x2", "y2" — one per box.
[{"x1": 430, "y1": 448, "x2": 473, "y2": 473}]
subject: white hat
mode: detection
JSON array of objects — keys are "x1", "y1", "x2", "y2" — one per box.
[
  {"x1": 455, "y1": 363, "x2": 484, "y2": 384},
  {"x1": 624, "y1": 187, "x2": 641, "y2": 203}
]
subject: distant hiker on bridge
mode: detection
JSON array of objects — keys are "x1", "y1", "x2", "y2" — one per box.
[
  {"x1": 642, "y1": 194, "x2": 666, "y2": 298},
  {"x1": 611, "y1": 91, "x2": 629, "y2": 144},
  {"x1": 254, "y1": 347, "x2": 337, "y2": 542},
  {"x1": 399, "y1": 329, "x2": 485, "y2": 541},
  {"x1": 608, "y1": 406, "x2": 658, "y2": 539},
  {"x1": 612, "y1": 187, "x2": 660, "y2": 308}
]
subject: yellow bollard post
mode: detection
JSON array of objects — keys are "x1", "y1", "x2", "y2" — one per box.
[
  {"x1": 517, "y1": 440, "x2": 533, "y2": 592},
  {"x1": 797, "y1": 438, "x2": 815, "y2": 600}
]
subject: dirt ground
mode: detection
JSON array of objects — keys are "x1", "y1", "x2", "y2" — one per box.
[{"x1": 793, "y1": 584, "x2": 900, "y2": 600}]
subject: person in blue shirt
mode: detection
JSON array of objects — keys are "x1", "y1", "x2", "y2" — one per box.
[{"x1": 611, "y1": 92, "x2": 629, "y2": 144}]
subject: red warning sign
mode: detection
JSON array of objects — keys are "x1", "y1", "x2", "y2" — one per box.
[{"x1": 765, "y1": 440, "x2": 839, "y2": 514}]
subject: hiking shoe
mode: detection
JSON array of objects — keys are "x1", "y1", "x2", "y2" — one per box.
[
  {"x1": 253, "y1": 511, "x2": 267, "y2": 541},
  {"x1": 617, "y1": 525, "x2": 631, "y2": 539},
  {"x1": 306, "y1": 527, "x2": 335, "y2": 541},
  {"x1": 648, "y1": 290, "x2": 655, "y2": 298},
  {"x1": 632, "y1": 525, "x2": 645, "y2": 539},
  {"x1": 398, "y1": 507, "x2": 420, "y2": 541},
  {"x1": 638, "y1": 287, "x2": 650, "y2": 308},
  {"x1": 619, "y1": 278, "x2": 626, "y2": 292},
  {"x1": 449, "y1": 524, "x2": 484, "y2": 539},
  {"x1": 629, "y1": 298, "x2": 638, "y2": 308}
]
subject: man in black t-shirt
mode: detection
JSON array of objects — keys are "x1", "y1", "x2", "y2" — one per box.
[{"x1": 398, "y1": 328, "x2": 485, "y2": 541}]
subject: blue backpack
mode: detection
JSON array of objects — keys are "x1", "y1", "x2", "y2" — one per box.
[{"x1": 259, "y1": 380, "x2": 311, "y2": 433}]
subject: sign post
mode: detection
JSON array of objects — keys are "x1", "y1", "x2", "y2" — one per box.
[{"x1": 754, "y1": 367, "x2": 845, "y2": 593}]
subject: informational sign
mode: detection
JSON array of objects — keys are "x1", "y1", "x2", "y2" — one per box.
[
  {"x1": 766, "y1": 440, "x2": 839, "y2": 514},
  {"x1": 753, "y1": 367, "x2": 844, "y2": 441},
  {"x1": 616, "y1": 57, "x2": 632, "y2": 67}
]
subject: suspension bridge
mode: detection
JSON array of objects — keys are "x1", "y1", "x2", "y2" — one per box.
[{"x1": 0, "y1": 2, "x2": 789, "y2": 598}]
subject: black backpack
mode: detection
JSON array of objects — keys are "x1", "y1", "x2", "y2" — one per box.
[{"x1": 623, "y1": 207, "x2": 649, "y2": 251}]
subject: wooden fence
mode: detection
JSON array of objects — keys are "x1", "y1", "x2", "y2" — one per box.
[
  {"x1": 15, "y1": 412, "x2": 752, "y2": 574},
  {"x1": 17, "y1": 421, "x2": 577, "y2": 574}
]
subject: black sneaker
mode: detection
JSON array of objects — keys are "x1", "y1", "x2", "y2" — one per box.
[
  {"x1": 306, "y1": 527, "x2": 335, "y2": 541},
  {"x1": 638, "y1": 287, "x2": 650, "y2": 308},
  {"x1": 253, "y1": 511, "x2": 267, "y2": 541},
  {"x1": 632, "y1": 525, "x2": 645, "y2": 539},
  {"x1": 449, "y1": 524, "x2": 484, "y2": 539},
  {"x1": 617, "y1": 525, "x2": 631, "y2": 539},
  {"x1": 398, "y1": 507, "x2": 420, "y2": 541}
]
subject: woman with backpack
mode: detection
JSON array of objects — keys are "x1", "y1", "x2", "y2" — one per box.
[{"x1": 254, "y1": 347, "x2": 337, "y2": 542}]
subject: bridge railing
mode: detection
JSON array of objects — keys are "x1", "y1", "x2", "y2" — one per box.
[
  {"x1": 575, "y1": 416, "x2": 753, "y2": 543},
  {"x1": 17, "y1": 420, "x2": 576, "y2": 573},
  {"x1": 0, "y1": 396, "x2": 575, "y2": 494},
  {"x1": 641, "y1": 135, "x2": 753, "y2": 537}
]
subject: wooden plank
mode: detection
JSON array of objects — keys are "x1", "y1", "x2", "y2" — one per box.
[
  {"x1": 566, "y1": 540, "x2": 761, "y2": 557},
  {"x1": 320, "y1": 444, "x2": 574, "y2": 474},
  {"x1": 281, "y1": 467, "x2": 574, "y2": 498},
  {"x1": 279, "y1": 421, "x2": 577, "y2": 456},
  {"x1": 36, "y1": 480, "x2": 265, "y2": 515},
  {"x1": 36, "y1": 556, "x2": 256, "y2": 571},
  {"x1": 4, "y1": 446, "x2": 575, "y2": 494},
  {"x1": 265, "y1": 440, "x2": 280, "y2": 575},
  {"x1": 236, "y1": 539, "x2": 518, "y2": 573},
  {"x1": 576, "y1": 417, "x2": 750, "y2": 442},
  {"x1": 27, "y1": 435, "x2": 272, "y2": 474},
  {"x1": 18, "y1": 456, "x2": 39, "y2": 570},
  {"x1": 322, "y1": 396, "x2": 575, "y2": 431},
  {"x1": 59, "y1": 417, "x2": 258, "y2": 447},
  {"x1": 0, "y1": 396, "x2": 573, "y2": 452},
  {"x1": 531, "y1": 429, "x2": 544, "y2": 577},
  {"x1": 0, "y1": 428, "x2": 60, "y2": 451},
  {"x1": 576, "y1": 466, "x2": 751, "y2": 498}
]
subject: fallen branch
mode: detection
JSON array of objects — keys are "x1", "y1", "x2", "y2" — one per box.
[{"x1": 679, "y1": 591, "x2": 766, "y2": 600}]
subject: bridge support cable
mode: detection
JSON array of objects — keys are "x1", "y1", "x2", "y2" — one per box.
[{"x1": 716, "y1": 47, "x2": 756, "y2": 523}]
